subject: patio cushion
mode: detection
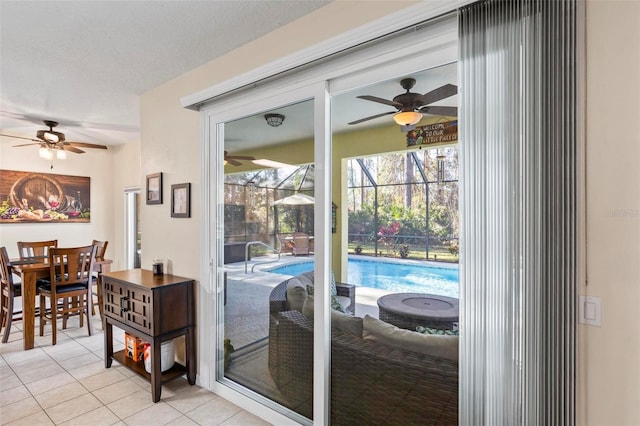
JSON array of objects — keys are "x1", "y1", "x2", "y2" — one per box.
[
  {"x1": 286, "y1": 278, "x2": 308, "y2": 312},
  {"x1": 300, "y1": 270, "x2": 337, "y2": 296},
  {"x1": 302, "y1": 295, "x2": 363, "y2": 337},
  {"x1": 362, "y1": 315, "x2": 458, "y2": 361},
  {"x1": 333, "y1": 295, "x2": 349, "y2": 312},
  {"x1": 302, "y1": 286, "x2": 347, "y2": 313},
  {"x1": 416, "y1": 325, "x2": 460, "y2": 336}
]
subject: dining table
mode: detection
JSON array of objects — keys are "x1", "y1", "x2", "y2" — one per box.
[{"x1": 10, "y1": 257, "x2": 113, "y2": 350}]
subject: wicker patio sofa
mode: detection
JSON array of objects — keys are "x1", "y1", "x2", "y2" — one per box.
[{"x1": 268, "y1": 275, "x2": 459, "y2": 425}]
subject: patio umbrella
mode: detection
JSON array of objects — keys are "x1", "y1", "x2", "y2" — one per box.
[
  {"x1": 273, "y1": 193, "x2": 315, "y2": 206},
  {"x1": 273, "y1": 193, "x2": 314, "y2": 233}
]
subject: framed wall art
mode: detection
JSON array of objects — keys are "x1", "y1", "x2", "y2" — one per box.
[
  {"x1": 0, "y1": 169, "x2": 91, "y2": 223},
  {"x1": 171, "y1": 183, "x2": 190, "y2": 218},
  {"x1": 146, "y1": 172, "x2": 163, "y2": 205}
]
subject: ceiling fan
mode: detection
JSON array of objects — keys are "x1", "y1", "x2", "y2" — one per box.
[
  {"x1": 0, "y1": 120, "x2": 108, "y2": 156},
  {"x1": 224, "y1": 151, "x2": 255, "y2": 166},
  {"x1": 348, "y1": 78, "x2": 458, "y2": 131}
]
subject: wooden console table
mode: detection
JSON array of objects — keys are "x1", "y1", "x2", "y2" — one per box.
[{"x1": 102, "y1": 269, "x2": 196, "y2": 402}]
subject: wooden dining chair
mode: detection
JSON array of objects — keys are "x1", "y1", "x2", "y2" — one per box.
[
  {"x1": 17, "y1": 239, "x2": 58, "y2": 285},
  {"x1": 90, "y1": 240, "x2": 108, "y2": 318},
  {"x1": 39, "y1": 245, "x2": 97, "y2": 345},
  {"x1": 0, "y1": 247, "x2": 23, "y2": 343},
  {"x1": 17, "y1": 240, "x2": 58, "y2": 261}
]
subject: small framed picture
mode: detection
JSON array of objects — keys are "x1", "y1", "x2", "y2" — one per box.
[
  {"x1": 146, "y1": 173, "x2": 163, "y2": 205},
  {"x1": 171, "y1": 183, "x2": 191, "y2": 218}
]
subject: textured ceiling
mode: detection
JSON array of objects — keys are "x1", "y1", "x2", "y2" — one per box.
[{"x1": 0, "y1": 0, "x2": 332, "y2": 146}]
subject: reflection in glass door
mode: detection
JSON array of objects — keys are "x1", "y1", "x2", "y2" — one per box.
[
  {"x1": 220, "y1": 99, "x2": 316, "y2": 421},
  {"x1": 330, "y1": 62, "x2": 460, "y2": 425}
]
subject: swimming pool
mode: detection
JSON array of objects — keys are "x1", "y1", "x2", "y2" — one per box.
[{"x1": 269, "y1": 258, "x2": 459, "y2": 298}]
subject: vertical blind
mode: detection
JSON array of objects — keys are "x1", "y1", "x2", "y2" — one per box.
[{"x1": 459, "y1": 1, "x2": 577, "y2": 425}]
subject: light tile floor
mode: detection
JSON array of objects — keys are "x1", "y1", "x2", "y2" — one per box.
[{"x1": 0, "y1": 315, "x2": 271, "y2": 426}]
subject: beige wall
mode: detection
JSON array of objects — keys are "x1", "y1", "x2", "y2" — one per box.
[
  {"x1": 139, "y1": 0, "x2": 639, "y2": 424},
  {"x1": 110, "y1": 139, "x2": 142, "y2": 271},
  {"x1": 0, "y1": 138, "x2": 119, "y2": 262},
  {"x1": 138, "y1": 0, "x2": 414, "y2": 277},
  {"x1": 579, "y1": 1, "x2": 640, "y2": 425}
]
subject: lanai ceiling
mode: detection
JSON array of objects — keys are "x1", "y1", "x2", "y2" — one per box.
[{"x1": 225, "y1": 62, "x2": 458, "y2": 152}]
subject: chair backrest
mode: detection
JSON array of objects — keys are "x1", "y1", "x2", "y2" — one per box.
[
  {"x1": 292, "y1": 233, "x2": 309, "y2": 255},
  {"x1": 91, "y1": 240, "x2": 108, "y2": 261},
  {"x1": 17, "y1": 240, "x2": 58, "y2": 261},
  {"x1": 0, "y1": 247, "x2": 15, "y2": 292},
  {"x1": 293, "y1": 233, "x2": 309, "y2": 246},
  {"x1": 48, "y1": 245, "x2": 97, "y2": 292},
  {"x1": 277, "y1": 234, "x2": 294, "y2": 253}
]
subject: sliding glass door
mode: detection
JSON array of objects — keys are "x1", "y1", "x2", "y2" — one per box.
[
  {"x1": 329, "y1": 62, "x2": 460, "y2": 425},
  {"x1": 220, "y1": 98, "x2": 317, "y2": 422},
  {"x1": 198, "y1": 11, "x2": 459, "y2": 424}
]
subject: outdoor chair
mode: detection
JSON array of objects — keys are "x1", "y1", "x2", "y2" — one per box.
[
  {"x1": 277, "y1": 234, "x2": 294, "y2": 255},
  {"x1": 292, "y1": 232, "x2": 310, "y2": 256}
]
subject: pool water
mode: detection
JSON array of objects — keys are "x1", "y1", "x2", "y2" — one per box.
[{"x1": 269, "y1": 258, "x2": 459, "y2": 298}]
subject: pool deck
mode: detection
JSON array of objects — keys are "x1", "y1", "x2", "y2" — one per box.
[
  {"x1": 224, "y1": 254, "x2": 402, "y2": 322},
  {"x1": 224, "y1": 253, "x2": 460, "y2": 344}
]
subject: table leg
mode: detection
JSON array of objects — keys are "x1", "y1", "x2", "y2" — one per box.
[
  {"x1": 151, "y1": 339, "x2": 162, "y2": 402},
  {"x1": 104, "y1": 320, "x2": 113, "y2": 368},
  {"x1": 186, "y1": 327, "x2": 196, "y2": 385},
  {"x1": 21, "y1": 271, "x2": 36, "y2": 350}
]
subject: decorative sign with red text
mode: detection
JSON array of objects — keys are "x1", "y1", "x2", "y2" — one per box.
[{"x1": 406, "y1": 120, "x2": 458, "y2": 147}]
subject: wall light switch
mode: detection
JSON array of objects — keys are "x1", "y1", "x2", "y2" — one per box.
[{"x1": 579, "y1": 295, "x2": 601, "y2": 326}]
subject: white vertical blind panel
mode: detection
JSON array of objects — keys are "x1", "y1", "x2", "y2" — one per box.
[{"x1": 459, "y1": 1, "x2": 576, "y2": 424}]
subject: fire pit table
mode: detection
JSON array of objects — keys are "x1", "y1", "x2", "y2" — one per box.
[{"x1": 377, "y1": 292, "x2": 459, "y2": 330}]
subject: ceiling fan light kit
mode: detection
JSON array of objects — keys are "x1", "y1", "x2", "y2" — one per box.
[
  {"x1": 349, "y1": 77, "x2": 458, "y2": 131},
  {"x1": 393, "y1": 111, "x2": 423, "y2": 126},
  {"x1": 264, "y1": 113, "x2": 285, "y2": 127},
  {"x1": 2, "y1": 120, "x2": 108, "y2": 161},
  {"x1": 38, "y1": 146, "x2": 52, "y2": 160}
]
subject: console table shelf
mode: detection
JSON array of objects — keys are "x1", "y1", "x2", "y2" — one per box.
[
  {"x1": 111, "y1": 350, "x2": 188, "y2": 383},
  {"x1": 102, "y1": 269, "x2": 196, "y2": 402}
]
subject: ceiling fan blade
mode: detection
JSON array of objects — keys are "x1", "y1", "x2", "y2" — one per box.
[
  {"x1": 0, "y1": 133, "x2": 40, "y2": 142},
  {"x1": 227, "y1": 158, "x2": 242, "y2": 166},
  {"x1": 420, "y1": 84, "x2": 458, "y2": 105},
  {"x1": 64, "y1": 146, "x2": 86, "y2": 154},
  {"x1": 64, "y1": 141, "x2": 108, "y2": 149},
  {"x1": 228, "y1": 155, "x2": 255, "y2": 160},
  {"x1": 11, "y1": 142, "x2": 42, "y2": 147},
  {"x1": 357, "y1": 95, "x2": 402, "y2": 109},
  {"x1": 418, "y1": 105, "x2": 458, "y2": 117},
  {"x1": 348, "y1": 111, "x2": 395, "y2": 125}
]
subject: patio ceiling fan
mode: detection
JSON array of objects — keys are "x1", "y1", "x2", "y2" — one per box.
[
  {"x1": 348, "y1": 78, "x2": 458, "y2": 131},
  {"x1": 224, "y1": 151, "x2": 255, "y2": 166},
  {"x1": 1, "y1": 120, "x2": 108, "y2": 156}
]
